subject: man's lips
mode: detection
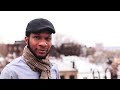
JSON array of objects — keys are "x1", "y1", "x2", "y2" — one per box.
[{"x1": 37, "y1": 50, "x2": 48, "y2": 53}]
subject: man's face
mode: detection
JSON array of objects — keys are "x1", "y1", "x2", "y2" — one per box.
[{"x1": 25, "y1": 31, "x2": 52, "y2": 59}]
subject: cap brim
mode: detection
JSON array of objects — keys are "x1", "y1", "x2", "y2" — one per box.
[{"x1": 29, "y1": 27, "x2": 55, "y2": 34}]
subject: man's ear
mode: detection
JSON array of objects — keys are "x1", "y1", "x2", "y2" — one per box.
[{"x1": 25, "y1": 36, "x2": 29, "y2": 45}]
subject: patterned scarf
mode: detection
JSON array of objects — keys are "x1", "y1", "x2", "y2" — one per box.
[{"x1": 22, "y1": 46, "x2": 51, "y2": 79}]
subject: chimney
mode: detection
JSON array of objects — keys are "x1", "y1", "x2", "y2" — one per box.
[{"x1": 71, "y1": 61, "x2": 75, "y2": 69}]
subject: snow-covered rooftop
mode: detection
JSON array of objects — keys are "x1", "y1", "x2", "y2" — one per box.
[{"x1": 50, "y1": 56, "x2": 109, "y2": 79}]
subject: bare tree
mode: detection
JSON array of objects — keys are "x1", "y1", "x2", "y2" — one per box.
[{"x1": 53, "y1": 33, "x2": 65, "y2": 48}]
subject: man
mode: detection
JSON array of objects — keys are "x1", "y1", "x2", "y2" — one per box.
[
  {"x1": 0, "y1": 18, "x2": 60, "y2": 79},
  {"x1": 110, "y1": 63, "x2": 118, "y2": 79}
]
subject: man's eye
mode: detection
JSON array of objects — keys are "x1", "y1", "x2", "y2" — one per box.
[
  {"x1": 34, "y1": 36, "x2": 40, "y2": 39},
  {"x1": 46, "y1": 38, "x2": 51, "y2": 41}
]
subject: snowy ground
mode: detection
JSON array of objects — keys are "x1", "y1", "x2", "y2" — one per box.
[{"x1": 50, "y1": 56, "x2": 112, "y2": 79}]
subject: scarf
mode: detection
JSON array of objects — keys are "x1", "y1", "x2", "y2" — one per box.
[{"x1": 22, "y1": 46, "x2": 51, "y2": 79}]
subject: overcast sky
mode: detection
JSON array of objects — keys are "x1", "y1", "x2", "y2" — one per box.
[{"x1": 0, "y1": 11, "x2": 120, "y2": 47}]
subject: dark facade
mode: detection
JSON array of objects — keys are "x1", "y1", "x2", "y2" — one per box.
[
  {"x1": 60, "y1": 43, "x2": 81, "y2": 56},
  {"x1": 7, "y1": 40, "x2": 26, "y2": 57}
]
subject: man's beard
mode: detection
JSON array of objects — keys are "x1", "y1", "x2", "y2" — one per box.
[{"x1": 37, "y1": 51, "x2": 50, "y2": 59}]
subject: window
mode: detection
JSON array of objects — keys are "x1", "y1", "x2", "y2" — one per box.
[
  {"x1": 60, "y1": 75, "x2": 65, "y2": 79},
  {"x1": 8, "y1": 47, "x2": 12, "y2": 51},
  {"x1": 69, "y1": 75, "x2": 75, "y2": 79},
  {"x1": 14, "y1": 46, "x2": 17, "y2": 51}
]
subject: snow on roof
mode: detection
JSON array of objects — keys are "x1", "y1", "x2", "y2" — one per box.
[
  {"x1": 50, "y1": 59, "x2": 76, "y2": 71},
  {"x1": 50, "y1": 56, "x2": 104, "y2": 73}
]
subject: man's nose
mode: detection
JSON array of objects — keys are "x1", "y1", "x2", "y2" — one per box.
[{"x1": 38, "y1": 40, "x2": 47, "y2": 47}]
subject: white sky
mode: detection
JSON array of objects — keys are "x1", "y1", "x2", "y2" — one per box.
[{"x1": 0, "y1": 11, "x2": 120, "y2": 47}]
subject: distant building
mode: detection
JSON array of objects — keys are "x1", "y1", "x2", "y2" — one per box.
[
  {"x1": 50, "y1": 59, "x2": 78, "y2": 79},
  {"x1": 60, "y1": 61, "x2": 78, "y2": 79},
  {"x1": 60, "y1": 70, "x2": 78, "y2": 79},
  {"x1": 114, "y1": 58, "x2": 120, "y2": 65},
  {"x1": 60, "y1": 43, "x2": 81, "y2": 56},
  {"x1": 49, "y1": 45, "x2": 60, "y2": 58},
  {"x1": 7, "y1": 40, "x2": 26, "y2": 57},
  {"x1": 95, "y1": 43, "x2": 104, "y2": 51},
  {"x1": 87, "y1": 47, "x2": 96, "y2": 56}
]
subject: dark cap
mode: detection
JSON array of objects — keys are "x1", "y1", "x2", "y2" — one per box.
[{"x1": 26, "y1": 18, "x2": 55, "y2": 34}]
